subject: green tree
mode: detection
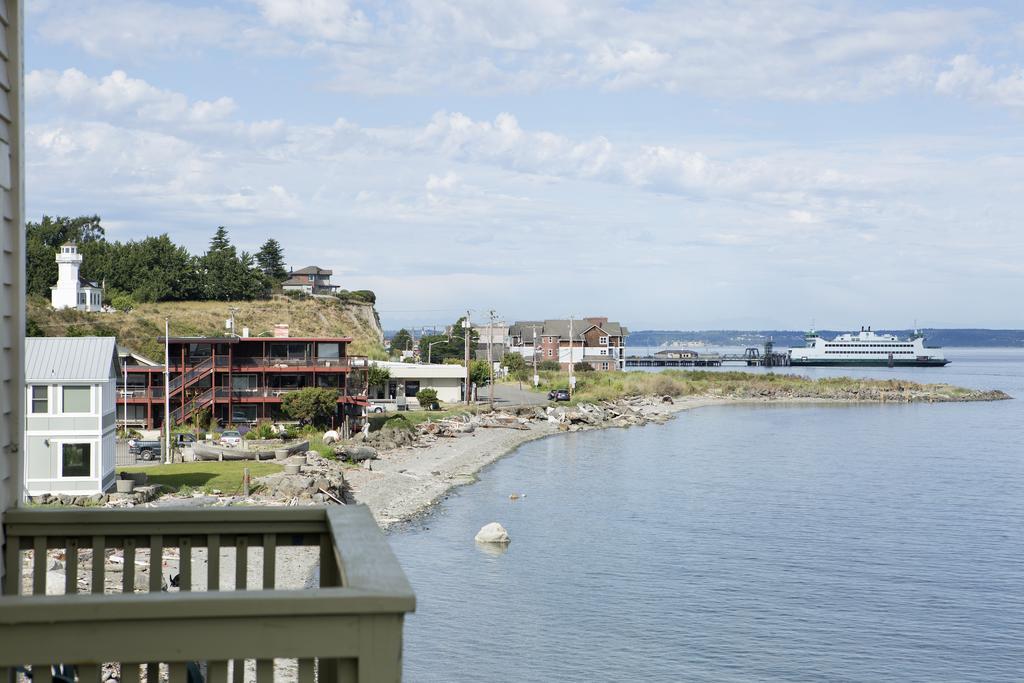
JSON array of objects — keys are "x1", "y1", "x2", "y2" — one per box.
[
  {"x1": 255, "y1": 238, "x2": 288, "y2": 283},
  {"x1": 199, "y1": 227, "x2": 268, "y2": 300},
  {"x1": 209, "y1": 226, "x2": 232, "y2": 252},
  {"x1": 281, "y1": 387, "x2": 339, "y2": 428},
  {"x1": 390, "y1": 329, "x2": 413, "y2": 353},
  {"x1": 367, "y1": 365, "x2": 391, "y2": 394},
  {"x1": 502, "y1": 352, "x2": 527, "y2": 379},
  {"x1": 418, "y1": 317, "x2": 477, "y2": 363},
  {"x1": 538, "y1": 360, "x2": 561, "y2": 371},
  {"x1": 469, "y1": 360, "x2": 491, "y2": 387}
]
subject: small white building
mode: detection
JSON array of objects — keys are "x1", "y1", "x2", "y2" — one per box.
[
  {"x1": 23, "y1": 337, "x2": 120, "y2": 498},
  {"x1": 51, "y1": 243, "x2": 103, "y2": 312},
  {"x1": 369, "y1": 361, "x2": 466, "y2": 406}
]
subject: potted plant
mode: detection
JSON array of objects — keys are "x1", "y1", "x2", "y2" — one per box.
[{"x1": 116, "y1": 472, "x2": 136, "y2": 493}]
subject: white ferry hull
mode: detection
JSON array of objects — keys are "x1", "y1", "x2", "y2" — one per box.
[{"x1": 789, "y1": 357, "x2": 950, "y2": 367}]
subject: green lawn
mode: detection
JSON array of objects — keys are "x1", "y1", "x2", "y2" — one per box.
[
  {"x1": 118, "y1": 461, "x2": 283, "y2": 494},
  {"x1": 367, "y1": 407, "x2": 480, "y2": 432}
]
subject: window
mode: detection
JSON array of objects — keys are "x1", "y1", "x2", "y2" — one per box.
[
  {"x1": 547, "y1": 349, "x2": 553, "y2": 357},
  {"x1": 405, "y1": 381, "x2": 421, "y2": 397},
  {"x1": 61, "y1": 443, "x2": 91, "y2": 478},
  {"x1": 62, "y1": 385, "x2": 91, "y2": 413},
  {"x1": 31, "y1": 386, "x2": 48, "y2": 413},
  {"x1": 78, "y1": 292, "x2": 86, "y2": 306},
  {"x1": 319, "y1": 343, "x2": 340, "y2": 359},
  {"x1": 599, "y1": 336, "x2": 609, "y2": 345}
]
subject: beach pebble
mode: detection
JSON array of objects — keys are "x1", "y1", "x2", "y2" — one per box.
[{"x1": 475, "y1": 522, "x2": 511, "y2": 544}]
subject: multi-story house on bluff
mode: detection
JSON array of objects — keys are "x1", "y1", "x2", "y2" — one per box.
[
  {"x1": 281, "y1": 265, "x2": 339, "y2": 295},
  {"x1": 508, "y1": 317, "x2": 628, "y2": 371},
  {"x1": 118, "y1": 334, "x2": 368, "y2": 432}
]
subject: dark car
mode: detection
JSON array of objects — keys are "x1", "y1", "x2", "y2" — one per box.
[
  {"x1": 128, "y1": 433, "x2": 196, "y2": 461},
  {"x1": 548, "y1": 389, "x2": 571, "y2": 402}
]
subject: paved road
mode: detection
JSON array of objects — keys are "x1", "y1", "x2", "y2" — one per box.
[{"x1": 486, "y1": 383, "x2": 549, "y2": 408}]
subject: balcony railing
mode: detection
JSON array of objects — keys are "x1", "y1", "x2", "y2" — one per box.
[
  {"x1": 0, "y1": 506, "x2": 414, "y2": 682},
  {"x1": 235, "y1": 357, "x2": 356, "y2": 369}
]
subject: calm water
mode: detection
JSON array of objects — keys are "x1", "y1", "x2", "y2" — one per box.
[{"x1": 390, "y1": 349, "x2": 1024, "y2": 681}]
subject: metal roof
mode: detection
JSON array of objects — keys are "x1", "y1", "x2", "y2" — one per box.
[{"x1": 25, "y1": 337, "x2": 120, "y2": 383}]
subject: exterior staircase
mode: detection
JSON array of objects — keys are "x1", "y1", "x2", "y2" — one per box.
[
  {"x1": 170, "y1": 387, "x2": 215, "y2": 425},
  {"x1": 166, "y1": 356, "x2": 214, "y2": 396}
]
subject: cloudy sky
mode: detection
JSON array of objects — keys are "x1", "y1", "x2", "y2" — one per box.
[{"x1": 23, "y1": 0, "x2": 1024, "y2": 330}]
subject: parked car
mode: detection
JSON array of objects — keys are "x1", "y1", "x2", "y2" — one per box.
[
  {"x1": 547, "y1": 389, "x2": 571, "y2": 402},
  {"x1": 127, "y1": 433, "x2": 196, "y2": 461},
  {"x1": 219, "y1": 430, "x2": 242, "y2": 447}
]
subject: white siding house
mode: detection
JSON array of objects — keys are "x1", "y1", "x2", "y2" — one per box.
[
  {"x1": 0, "y1": 0, "x2": 24, "y2": 590},
  {"x1": 23, "y1": 337, "x2": 120, "y2": 498},
  {"x1": 368, "y1": 361, "x2": 465, "y2": 406}
]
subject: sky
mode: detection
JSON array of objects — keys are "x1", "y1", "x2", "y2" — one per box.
[{"x1": 22, "y1": 0, "x2": 1024, "y2": 330}]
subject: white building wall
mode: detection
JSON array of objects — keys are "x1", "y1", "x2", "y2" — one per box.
[
  {"x1": 0, "y1": 0, "x2": 24, "y2": 592},
  {"x1": 23, "y1": 381, "x2": 114, "y2": 497}
]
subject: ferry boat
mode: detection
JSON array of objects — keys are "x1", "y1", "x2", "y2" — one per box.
[{"x1": 788, "y1": 327, "x2": 950, "y2": 367}]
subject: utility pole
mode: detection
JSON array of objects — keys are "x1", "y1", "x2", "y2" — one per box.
[
  {"x1": 122, "y1": 354, "x2": 128, "y2": 433},
  {"x1": 487, "y1": 310, "x2": 496, "y2": 411},
  {"x1": 463, "y1": 310, "x2": 472, "y2": 405},
  {"x1": 228, "y1": 307, "x2": 239, "y2": 337},
  {"x1": 532, "y1": 325, "x2": 539, "y2": 387},
  {"x1": 164, "y1": 317, "x2": 172, "y2": 464},
  {"x1": 568, "y1": 315, "x2": 575, "y2": 398}
]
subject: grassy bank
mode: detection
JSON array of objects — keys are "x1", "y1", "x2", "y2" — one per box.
[
  {"x1": 27, "y1": 294, "x2": 385, "y2": 360},
  {"x1": 118, "y1": 461, "x2": 283, "y2": 495},
  {"x1": 531, "y1": 369, "x2": 1009, "y2": 404}
]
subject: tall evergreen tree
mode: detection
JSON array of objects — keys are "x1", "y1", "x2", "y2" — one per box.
[
  {"x1": 209, "y1": 226, "x2": 232, "y2": 254},
  {"x1": 255, "y1": 238, "x2": 288, "y2": 282}
]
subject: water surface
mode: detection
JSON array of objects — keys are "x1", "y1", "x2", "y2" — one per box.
[{"x1": 391, "y1": 350, "x2": 1024, "y2": 681}]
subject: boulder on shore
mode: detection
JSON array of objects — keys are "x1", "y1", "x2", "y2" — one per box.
[{"x1": 475, "y1": 522, "x2": 511, "y2": 544}]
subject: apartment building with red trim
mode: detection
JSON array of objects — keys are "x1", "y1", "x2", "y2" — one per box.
[{"x1": 117, "y1": 335, "x2": 368, "y2": 431}]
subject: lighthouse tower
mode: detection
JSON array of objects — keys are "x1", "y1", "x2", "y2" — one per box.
[
  {"x1": 51, "y1": 243, "x2": 83, "y2": 309},
  {"x1": 51, "y1": 243, "x2": 103, "y2": 311}
]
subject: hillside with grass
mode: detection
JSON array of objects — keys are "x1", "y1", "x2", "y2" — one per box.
[{"x1": 27, "y1": 295, "x2": 385, "y2": 360}]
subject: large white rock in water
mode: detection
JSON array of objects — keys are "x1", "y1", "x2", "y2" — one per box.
[{"x1": 474, "y1": 522, "x2": 511, "y2": 544}]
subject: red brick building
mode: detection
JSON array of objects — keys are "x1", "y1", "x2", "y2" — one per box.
[{"x1": 118, "y1": 336, "x2": 368, "y2": 431}]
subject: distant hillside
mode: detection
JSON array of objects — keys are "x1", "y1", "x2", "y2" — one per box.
[
  {"x1": 28, "y1": 295, "x2": 385, "y2": 361},
  {"x1": 628, "y1": 329, "x2": 1024, "y2": 348}
]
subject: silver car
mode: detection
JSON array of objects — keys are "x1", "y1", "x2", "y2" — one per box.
[{"x1": 219, "y1": 430, "x2": 242, "y2": 447}]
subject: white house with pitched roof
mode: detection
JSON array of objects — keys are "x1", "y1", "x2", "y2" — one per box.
[{"x1": 23, "y1": 337, "x2": 120, "y2": 497}]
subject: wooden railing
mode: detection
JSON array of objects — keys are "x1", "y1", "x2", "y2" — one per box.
[{"x1": 0, "y1": 506, "x2": 414, "y2": 682}]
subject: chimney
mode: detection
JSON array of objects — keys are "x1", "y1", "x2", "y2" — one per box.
[
  {"x1": 242, "y1": 327, "x2": 250, "y2": 338},
  {"x1": 274, "y1": 324, "x2": 289, "y2": 338}
]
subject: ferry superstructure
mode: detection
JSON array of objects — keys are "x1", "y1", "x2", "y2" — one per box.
[{"x1": 788, "y1": 327, "x2": 950, "y2": 367}]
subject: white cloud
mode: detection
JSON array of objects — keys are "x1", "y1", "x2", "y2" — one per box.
[
  {"x1": 31, "y1": 0, "x2": 990, "y2": 101},
  {"x1": 251, "y1": 0, "x2": 371, "y2": 42},
  {"x1": 936, "y1": 55, "x2": 1024, "y2": 108},
  {"x1": 28, "y1": 69, "x2": 237, "y2": 124},
  {"x1": 34, "y1": 1, "x2": 248, "y2": 58}
]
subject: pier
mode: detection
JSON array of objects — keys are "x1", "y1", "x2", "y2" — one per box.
[{"x1": 626, "y1": 342, "x2": 791, "y2": 369}]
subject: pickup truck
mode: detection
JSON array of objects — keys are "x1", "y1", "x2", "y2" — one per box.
[{"x1": 128, "y1": 434, "x2": 196, "y2": 461}]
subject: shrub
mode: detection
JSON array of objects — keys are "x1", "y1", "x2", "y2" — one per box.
[
  {"x1": 245, "y1": 421, "x2": 276, "y2": 440},
  {"x1": 573, "y1": 362, "x2": 595, "y2": 372},
  {"x1": 416, "y1": 388, "x2": 439, "y2": 409},
  {"x1": 281, "y1": 387, "x2": 339, "y2": 428},
  {"x1": 109, "y1": 292, "x2": 137, "y2": 312},
  {"x1": 538, "y1": 360, "x2": 561, "y2": 372}
]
